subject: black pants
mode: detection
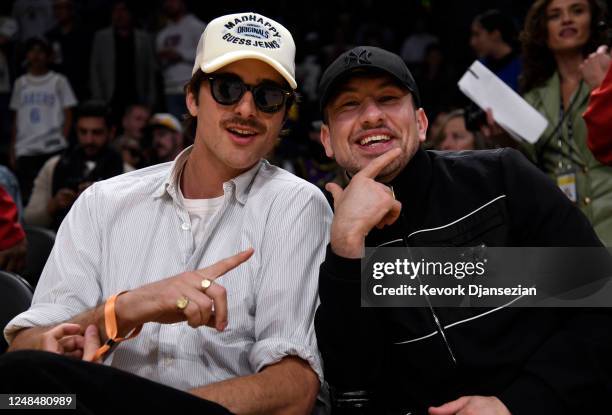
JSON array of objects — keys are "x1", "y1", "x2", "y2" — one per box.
[{"x1": 0, "y1": 350, "x2": 233, "y2": 414}]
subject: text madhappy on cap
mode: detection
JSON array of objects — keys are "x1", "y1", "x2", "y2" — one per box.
[{"x1": 222, "y1": 14, "x2": 283, "y2": 49}]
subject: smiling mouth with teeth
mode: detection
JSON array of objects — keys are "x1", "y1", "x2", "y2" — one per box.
[
  {"x1": 359, "y1": 135, "x2": 392, "y2": 146},
  {"x1": 228, "y1": 127, "x2": 258, "y2": 137}
]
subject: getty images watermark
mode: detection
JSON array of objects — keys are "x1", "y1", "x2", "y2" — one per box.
[
  {"x1": 361, "y1": 247, "x2": 612, "y2": 308},
  {"x1": 371, "y1": 256, "x2": 535, "y2": 298}
]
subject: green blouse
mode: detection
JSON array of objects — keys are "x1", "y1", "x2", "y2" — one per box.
[{"x1": 523, "y1": 71, "x2": 612, "y2": 246}]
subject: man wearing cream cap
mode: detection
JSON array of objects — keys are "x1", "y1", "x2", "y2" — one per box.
[{"x1": 2, "y1": 12, "x2": 330, "y2": 414}]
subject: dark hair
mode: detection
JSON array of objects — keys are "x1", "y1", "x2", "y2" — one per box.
[
  {"x1": 123, "y1": 103, "x2": 151, "y2": 118},
  {"x1": 473, "y1": 9, "x2": 518, "y2": 47},
  {"x1": 424, "y1": 42, "x2": 443, "y2": 55},
  {"x1": 520, "y1": 0, "x2": 609, "y2": 93},
  {"x1": 429, "y1": 109, "x2": 488, "y2": 150},
  {"x1": 24, "y1": 37, "x2": 52, "y2": 56},
  {"x1": 75, "y1": 100, "x2": 113, "y2": 128},
  {"x1": 183, "y1": 69, "x2": 294, "y2": 141},
  {"x1": 183, "y1": 69, "x2": 208, "y2": 142},
  {"x1": 111, "y1": 0, "x2": 134, "y2": 13}
]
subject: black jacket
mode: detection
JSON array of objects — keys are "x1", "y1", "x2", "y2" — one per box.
[
  {"x1": 315, "y1": 148, "x2": 612, "y2": 414},
  {"x1": 51, "y1": 145, "x2": 124, "y2": 229}
]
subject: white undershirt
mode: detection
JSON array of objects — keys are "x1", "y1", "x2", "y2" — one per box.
[{"x1": 181, "y1": 191, "x2": 224, "y2": 249}]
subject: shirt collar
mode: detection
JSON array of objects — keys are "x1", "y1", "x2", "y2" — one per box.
[
  {"x1": 153, "y1": 145, "x2": 263, "y2": 205},
  {"x1": 389, "y1": 147, "x2": 433, "y2": 233},
  {"x1": 230, "y1": 160, "x2": 265, "y2": 204}
]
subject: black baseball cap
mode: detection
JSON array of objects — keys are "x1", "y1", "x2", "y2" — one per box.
[{"x1": 318, "y1": 46, "x2": 421, "y2": 115}]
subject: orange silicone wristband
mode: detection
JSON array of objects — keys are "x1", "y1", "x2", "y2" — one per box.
[{"x1": 91, "y1": 291, "x2": 142, "y2": 361}]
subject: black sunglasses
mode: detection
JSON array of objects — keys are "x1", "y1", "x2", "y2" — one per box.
[{"x1": 208, "y1": 75, "x2": 294, "y2": 114}]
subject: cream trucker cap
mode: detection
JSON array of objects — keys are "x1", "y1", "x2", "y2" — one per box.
[
  {"x1": 149, "y1": 113, "x2": 182, "y2": 133},
  {"x1": 192, "y1": 12, "x2": 297, "y2": 89}
]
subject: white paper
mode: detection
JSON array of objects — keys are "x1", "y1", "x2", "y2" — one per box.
[{"x1": 458, "y1": 61, "x2": 548, "y2": 144}]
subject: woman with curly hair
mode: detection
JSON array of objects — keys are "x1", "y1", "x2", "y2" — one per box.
[{"x1": 520, "y1": 0, "x2": 612, "y2": 246}]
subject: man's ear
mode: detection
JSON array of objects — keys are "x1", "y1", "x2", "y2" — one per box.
[
  {"x1": 416, "y1": 108, "x2": 429, "y2": 143},
  {"x1": 320, "y1": 123, "x2": 335, "y2": 158},
  {"x1": 186, "y1": 88, "x2": 199, "y2": 117}
]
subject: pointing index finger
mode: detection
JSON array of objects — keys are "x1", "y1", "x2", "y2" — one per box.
[
  {"x1": 196, "y1": 248, "x2": 255, "y2": 281},
  {"x1": 358, "y1": 148, "x2": 402, "y2": 179}
]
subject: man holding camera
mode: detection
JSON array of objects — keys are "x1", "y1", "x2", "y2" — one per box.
[{"x1": 24, "y1": 101, "x2": 131, "y2": 230}]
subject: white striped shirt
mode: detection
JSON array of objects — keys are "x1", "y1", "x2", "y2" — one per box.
[{"x1": 5, "y1": 146, "x2": 332, "y2": 393}]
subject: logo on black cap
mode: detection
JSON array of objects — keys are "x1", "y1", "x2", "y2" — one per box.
[
  {"x1": 344, "y1": 48, "x2": 372, "y2": 67},
  {"x1": 319, "y1": 46, "x2": 421, "y2": 113}
]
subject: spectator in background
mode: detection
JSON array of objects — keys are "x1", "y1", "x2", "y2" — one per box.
[
  {"x1": 0, "y1": 165, "x2": 23, "y2": 219},
  {"x1": 11, "y1": 0, "x2": 54, "y2": 42},
  {"x1": 113, "y1": 103, "x2": 150, "y2": 169},
  {"x1": 399, "y1": 16, "x2": 438, "y2": 67},
  {"x1": 112, "y1": 104, "x2": 151, "y2": 169},
  {"x1": 10, "y1": 37, "x2": 77, "y2": 204},
  {"x1": 0, "y1": 17, "x2": 18, "y2": 157},
  {"x1": 25, "y1": 101, "x2": 131, "y2": 230},
  {"x1": 294, "y1": 32, "x2": 324, "y2": 159},
  {"x1": 430, "y1": 109, "x2": 488, "y2": 151},
  {"x1": 413, "y1": 43, "x2": 457, "y2": 120},
  {"x1": 582, "y1": 45, "x2": 612, "y2": 164},
  {"x1": 426, "y1": 109, "x2": 449, "y2": 143},
  {"x1": 46, "y1": 0, "x2": 92, "y2": 100},
  {"x1": 291, "y1": 120, "x2": 345, "y2": 191},
  {"x1": 156, "y1": 0, "x2": 205, "y2": 120},
  {"x1": 354, "y1": 21, "x2": 395, "y2": 50},
  {"x1": 519, "y1": 0, "x2": 612, "y2": 246},
  {"x1": 146, "y1": 112, "x2": 186, "y2": 165},
  {"x1": 117, "y1": 136, "x2": 144, "y2": 170},
  {"x1": 114, "y1": 103, "x2": 151, "y2": 146},
  {"x1": 322, "y1": 14, "x2": 354, "y2": 66},
  {"x1": 0, "y1": 186, "x2": 26, "y2": 273},
  {"x1": 90, "y1": 0, "x2": 157, "y2": 120},
  {"x1": 295, "y1": 32, "x2": 322, "y2": 106},
  {"x1": 470, "y1": 9, "x2": 522, "y2": 91}
]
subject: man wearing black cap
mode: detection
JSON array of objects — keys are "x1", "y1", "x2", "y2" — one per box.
[{"x1": 314, "y1": 46, "x2": 611, "y2": 414}]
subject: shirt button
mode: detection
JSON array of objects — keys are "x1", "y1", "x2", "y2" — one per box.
[
  {"x1": 164, "y1": 357, "x2": 173, "y2": 366},
  {"x1": 583, "y1": 166, "x2": 589, "y2": 174},
  {"x1": 584, "y1": 197, "x2": 592, "y2": 205},
  {"x1": 181, "y1": 222, "x2": 190, "y2": 231}
]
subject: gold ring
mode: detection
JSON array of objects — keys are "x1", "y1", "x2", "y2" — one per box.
[
  {"x1": 201, "y1": 278, "x2": 213, "y2": 293},
  {"x1": 176, "y1": 296, "x2": 190, "y2": 310}
]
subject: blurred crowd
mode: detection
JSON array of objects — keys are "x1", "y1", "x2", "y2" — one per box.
[
  {"x1": 0, "y1": 1, "x2": 535, "y2": 196},
  {"x1": 1, "y1": 0, "x2": 612, "y2": 274}
]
